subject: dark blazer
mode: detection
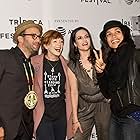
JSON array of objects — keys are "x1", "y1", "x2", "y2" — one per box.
[{"x1": 0, "y1": 48, "x2": 33, "y2": 140}]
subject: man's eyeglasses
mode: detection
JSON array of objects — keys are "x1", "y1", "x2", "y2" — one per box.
[{"x1": 22, "y1": 34, "x2": 41, "y2": 40}]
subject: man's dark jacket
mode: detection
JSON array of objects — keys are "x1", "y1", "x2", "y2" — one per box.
[{"x1": 0, "y1": 47, "x2": 33, "y2": 140}]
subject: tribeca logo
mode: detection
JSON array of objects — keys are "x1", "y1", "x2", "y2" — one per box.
[
  {"x1": 56, "y1": 27, "x2": 66, "y2": 37},
  {"x1": 124, "y1": 0, "x2": 139, "y2": 5},
  {"x1": 80, "y1": 0, "x2": 111, "y2": 5}
]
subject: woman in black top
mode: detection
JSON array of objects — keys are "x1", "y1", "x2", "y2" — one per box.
[
  {"x1": 32, "y1": 30, "x2": 73, "y2": 140},
  {"x1": 95, "y1": 20, "x2": 140, "y2": 140}
]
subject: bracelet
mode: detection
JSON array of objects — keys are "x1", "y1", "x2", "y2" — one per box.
[{"x1": 72, "y1": 121, "x2": 79, "y2": 124}]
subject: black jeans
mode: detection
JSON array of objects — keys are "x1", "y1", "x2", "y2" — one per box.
[
  {"x1": 36, "y1": 114, "x2": 67, "y2": 140},
  {"x1": 109, "y1": 114, "x2": 140, "y2": 140}
]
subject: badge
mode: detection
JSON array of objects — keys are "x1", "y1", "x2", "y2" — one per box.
[{"x1": 24, "y1": 91, "x2": 38, "y2": 109}]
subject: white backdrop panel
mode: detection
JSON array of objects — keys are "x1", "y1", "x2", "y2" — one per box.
[{"x1": 0, "y1": 0, "x2": 140, "y2": 139}]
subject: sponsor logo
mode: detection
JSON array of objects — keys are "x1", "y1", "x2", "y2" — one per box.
[
  {"x1": 56, "y1": 27, "x2": 66, "y2": 36},
  {"x1": 124, "y1": 0, "x2": 140, "y2": 5},
  {"x1": 124, "y1": 0, "x2": 134, "y2": 5},
  {"x1": 54, "y1": 19, "x2": 79, "y2": 23},
  {"x1": 0, "y1": 33, "x2": 13, "y2": 40},
  {"x1": 54, "y1": 19, "x2": 79, "y2": 37},
  {"x1": 131, "y1": 16, "x2": 140, "y2": 31},
  {"x1": 121, "y1": 18, "x2": 133, "y2": 31},
  {"x1": 80, "y1": 0, "x2": 112, "y2": 5},
  {"x1": 0, "y1": 17, "x2": 43, "y2": 40},
  {"x1": 9, "y1": 17, "x2": 43, "y2": 30},
  {"x1": 56, "y1": 26, "x2": 74, "y2": 37},
  {"x1": 91, "y1": 132, "x2": 97, "y2": 138},
  {"x1": 121, "y1": 19, "x2": 132, "y2": 28}
]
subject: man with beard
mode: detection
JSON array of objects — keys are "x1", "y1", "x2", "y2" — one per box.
[{"x1": 0, "y1": 20, "x2": 42, "y2": 140}]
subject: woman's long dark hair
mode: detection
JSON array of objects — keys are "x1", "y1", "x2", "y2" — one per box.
[{"x1": 69, "y1": 27, "x2": 96, "y2": 65}]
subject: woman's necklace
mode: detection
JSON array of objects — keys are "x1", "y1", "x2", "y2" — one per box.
[
  {"x1": 79, "y1": 59, "x2": 93, "y2": 73},
  {"x1": 46, "y1": 59, "x2": 59, "y2": 73}
]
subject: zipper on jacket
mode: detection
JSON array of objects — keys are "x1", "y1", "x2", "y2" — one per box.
[
  {"x1": 116, "y1": 90, "x2": 123, "y2": 107},
  {"x1": 127, "y1": 82, "x2": 131, "y2": 104},
  {"x1": 132, "y1": 80, "x2": 136, "y2": 104}
]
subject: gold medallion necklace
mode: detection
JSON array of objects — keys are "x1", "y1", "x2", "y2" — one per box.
[{"x1": 23, "y1": 60, "x2": 38, "y2": 109}]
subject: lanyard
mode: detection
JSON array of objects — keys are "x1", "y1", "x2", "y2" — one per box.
[{"x1": 23, "y1": 60, "x2": 34, "y2": 91}]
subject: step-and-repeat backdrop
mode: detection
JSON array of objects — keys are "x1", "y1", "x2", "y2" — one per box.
[{"x1": 0, "y1": 0, "x2": 140, "y2": 139}]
